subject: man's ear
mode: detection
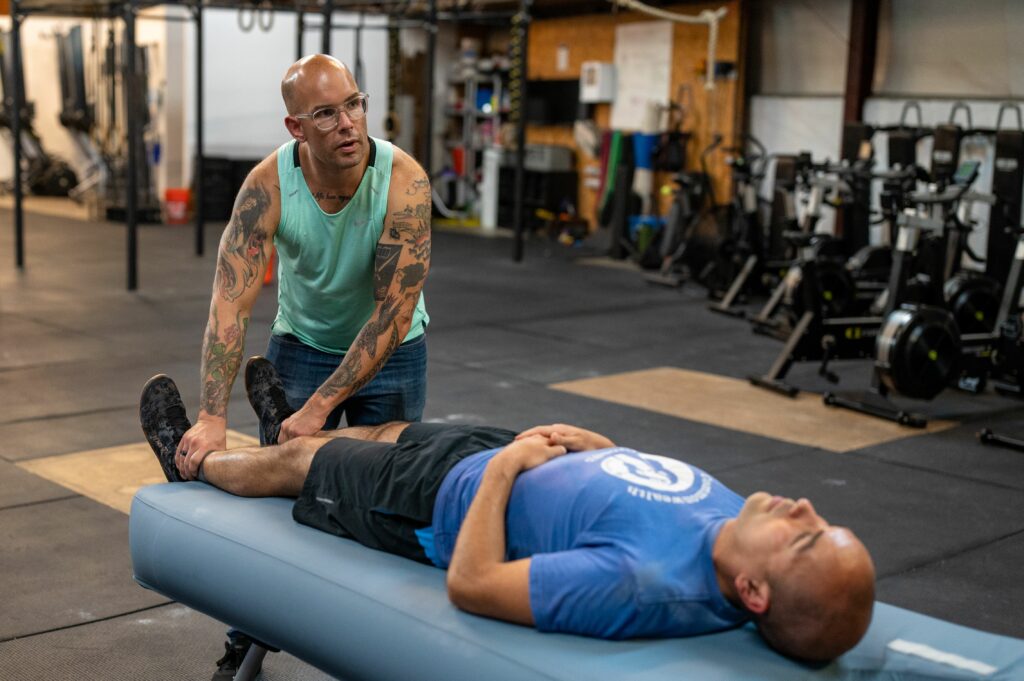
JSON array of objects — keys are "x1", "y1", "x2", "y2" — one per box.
[
  {"x1": 284, "y1": 116, "x2": 306, "y2": 143},
  {"x1": 735, "y1": 573, "x2": 771, "y2": 615}
]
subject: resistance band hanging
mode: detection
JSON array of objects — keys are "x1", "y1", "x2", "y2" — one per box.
[{"x1": 608, "y1": 0, "x2": 727, "y2": 90}]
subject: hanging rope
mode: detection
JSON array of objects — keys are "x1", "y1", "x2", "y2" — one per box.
[
  {"x1": 609, "y1": 1, "x2": 727, "y2": 89},
  {"x1": 508, "y1": 11, "x2": 527, "y2": 132},
  {"x1": 385, "y1": 18, "x2": 401, "y2": 140}
]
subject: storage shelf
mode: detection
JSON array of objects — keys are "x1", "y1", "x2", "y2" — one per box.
[
  {"x1": 448, "y1": 75, "x2": 502, "y2": 85},
  {"x1": 445, "y1": 107, "x2": 509, "y2": 118},
  {"x1": 444, "y1": 61, "x2": 510, "y2": 220}
]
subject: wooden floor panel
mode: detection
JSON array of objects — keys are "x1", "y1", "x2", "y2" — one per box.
[
  {"x1": 552, "y1": 367, "x2": 956, "y2": 453},
  {"x1": 17, "y1": 430, "x2": 259, "y2": 514}
]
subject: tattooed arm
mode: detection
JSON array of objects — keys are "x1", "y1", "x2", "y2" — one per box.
[
  {"x1": 177, "y1": 160, "x2": 281, "y2": 479},
  {"x1": 278, "y1": 152, "x2": 431, "y2": 441}
]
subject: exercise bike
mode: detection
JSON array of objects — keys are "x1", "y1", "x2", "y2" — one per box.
[
  {"x1": 706, "y1": 135, "x2": 771, "y2": 314},
  {"x1": 708, "y1": 152, "x2": 805, "y2": 317},
  {"x1": 643, "y1": 138, "x2": 720, "y2": 288},
  {"x1": 747, "y1": 157, "x2": 991, "y2": 398},
  {"x1": 749, "y1": 159, "x2": 867, "y2": 334},
  {"x1": 824, "y1": 162, "x2": 1024, "y2": 426},
  {"x1": 746, "y1": 187, "x2": 886, "y2": 396}
]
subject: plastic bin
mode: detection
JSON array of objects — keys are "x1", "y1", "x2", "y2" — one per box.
[{"x1": 164, "y1": 188, "x2": 191, "y2": 224}]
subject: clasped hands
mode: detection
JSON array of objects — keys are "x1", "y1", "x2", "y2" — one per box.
[{"x1": 497, "y1": 424, "x2": 615, "y2": 474}]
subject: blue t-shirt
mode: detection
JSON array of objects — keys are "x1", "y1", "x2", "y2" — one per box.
[{"x1": 430, "y1": 446, "x2": 749, "y2": 639}]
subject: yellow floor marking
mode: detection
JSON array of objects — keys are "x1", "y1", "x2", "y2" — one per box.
[
  {"x1": 552, "y1": 367, "x2": 956, "y2": 453},
  {"x1": 17, "y1": 430, "x2": 259, "y2": 515}
]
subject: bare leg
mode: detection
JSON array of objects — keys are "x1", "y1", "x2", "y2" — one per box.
[
  {"x1": 319, "y1": 421, "x2": 412, "y2": 443},
  {"x1": 199, "y1": 422, "x2": 414, "y2": 497},
  {"x1": 202, "y1": 436, "x2": 331, "y2": 497}
]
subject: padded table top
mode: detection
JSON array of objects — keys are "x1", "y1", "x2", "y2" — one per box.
[{"x1": 130, "y1": 483, "x2": 1024, "y2": 681}]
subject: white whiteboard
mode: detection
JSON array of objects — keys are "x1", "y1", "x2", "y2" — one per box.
[{"x1": 611, "y1": 21, "x2": 673, "y2": 131}]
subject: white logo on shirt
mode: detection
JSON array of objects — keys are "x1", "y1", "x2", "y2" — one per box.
[
  {"x1": 597, "y1": 450, "x2": 713, "y2": 504},
  {"x1": 601, "y1": 451, "x2": 694, "y2": 491}
]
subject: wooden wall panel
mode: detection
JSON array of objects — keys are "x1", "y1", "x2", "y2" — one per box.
[
  {"x1": 525, "y1": 1, "x2": 743, "y2": 227},
  {"x1": 1, "y1": 0, "x2": 10, "y2": 16}
]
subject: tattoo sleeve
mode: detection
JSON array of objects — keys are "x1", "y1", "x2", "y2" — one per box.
[
  {"x1": 199, "y1": 309, "x2": 249, "y2": 417},
  {"x1": 216, "y1": 184, "x2": 272, "y2": 302},
  {"x1": 200, "y1": 179, "x2": 270, "y2": 417},
  {"x1": 387, "y1": 201, "x2": 431, "y2": 263},
  {"x1": 315, "y1": 172, "x2": 431, "y2": 406},
  {"x1": 319, "y1": 325, "x2": 400, "y2": 399}
]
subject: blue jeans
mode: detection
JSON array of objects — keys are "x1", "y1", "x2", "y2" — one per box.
[{"x1": 264, "y1": 331, "x2": 427, "y2": 440}]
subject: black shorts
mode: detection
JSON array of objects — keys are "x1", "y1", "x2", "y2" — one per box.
[{"x1": 292, "y1": 422, "x2": 517, "y2": 563}]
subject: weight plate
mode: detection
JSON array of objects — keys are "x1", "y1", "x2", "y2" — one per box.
[
  {"x1": 944, "y1": 273, "x2": 1000, "y2": 334},
  {"x1": 782, "y1": 261, "x2": 856, "y2": 319},
  {"x1": 877, "y1": 305, "x2": 961, "y2": 399}
]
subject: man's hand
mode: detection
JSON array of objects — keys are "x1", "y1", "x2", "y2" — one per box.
[
  {"x1": 446, "y1": 434, "x2": 561, "y2": 626},
  {"x1": 515, "y1": 424, "x2": 614, "y2": 452},
  {"x1": 278, "y1": 403, "x2": 328, "y2": 442},
  {"x1": 494, "y1": 434, "x2": 569, "y2": 474},
  {"x1": 176, "y1": 416, "x2": 226, "y2": 480}
]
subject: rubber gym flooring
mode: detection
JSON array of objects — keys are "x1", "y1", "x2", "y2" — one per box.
[{"x1": 1, "y1": 206, "x2": 1023, "y2": 680}]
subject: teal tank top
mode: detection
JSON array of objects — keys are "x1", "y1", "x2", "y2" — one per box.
[{"x1": 272, "y1": 137, "x2": 428, "y2": 354}]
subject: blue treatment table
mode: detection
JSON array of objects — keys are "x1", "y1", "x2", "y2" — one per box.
[{"x1": 129, "y1": 483, "x2": 1024, "y2": 681}]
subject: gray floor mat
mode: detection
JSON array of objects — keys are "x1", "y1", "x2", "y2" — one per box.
[
  {"x1": 0, "y1": 603, "x2": 339, "y2": 681},
  {"x1": 0, "y1": 496, "x2": 167, "y2": 640}
]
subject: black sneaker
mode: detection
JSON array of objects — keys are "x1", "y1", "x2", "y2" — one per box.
[
  {"x1": 139, "y1": 374, "x2": 191, "y2": 483},
  {"x1": 245, "y1": 356, "x2": 294, "y2": 445},
  {"x1": 211, "y1": 634, "x2": 253, "y2": 681}
]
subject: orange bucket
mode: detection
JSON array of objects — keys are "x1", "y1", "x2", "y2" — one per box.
[{"x1": 164, "y1": 188, "x2": 191, "y2": 224}]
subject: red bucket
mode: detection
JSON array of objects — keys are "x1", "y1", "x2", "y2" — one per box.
[{"x1": 164, "y1": 188, "x2": 191, "y2": 224}]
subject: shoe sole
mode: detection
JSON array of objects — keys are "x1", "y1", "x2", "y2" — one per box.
[
  {"x1": 245, "y1": 356, "x2": 285, "y2": 445},
  {"x1": 244, "y1": 356, "x2": 267, "y2": 405},
  {"x1": 140, "y1": 374, "x2": 188, "y2": 483}
]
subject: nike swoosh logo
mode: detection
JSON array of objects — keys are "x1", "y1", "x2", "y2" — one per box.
[{"x1": 289, "y1": 189, "x2": 300, "y2": 197}]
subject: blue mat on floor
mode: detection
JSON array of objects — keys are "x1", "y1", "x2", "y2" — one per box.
[{"x1": 129, "y1": 483, "x2": 1024, "y2": 681}]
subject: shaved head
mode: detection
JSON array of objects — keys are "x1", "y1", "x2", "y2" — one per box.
[
  {"x1": 719, "y1": 494, "x2": 877, "y2": 661},
  {"x1": 757, "y1": 533, "x2": 875, "y2": 661},
  {"x1": 281, "y1": 54, "x2": 355, "y2": 114},
  {"x1": 281, "y1": 53, "x2": 369, "y2": 172}
]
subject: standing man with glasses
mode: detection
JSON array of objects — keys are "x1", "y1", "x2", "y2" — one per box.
[{"x1": 171, "y1": 54, "x2": 431, "y2": 680}]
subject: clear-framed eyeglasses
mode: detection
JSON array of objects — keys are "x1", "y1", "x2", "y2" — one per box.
[{"x1": 294, "y1": 93, "x2": 370, "y2": 130}]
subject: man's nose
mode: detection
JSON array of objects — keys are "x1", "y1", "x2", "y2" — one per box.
[{"x1": 789, "y1": 498, "x2": 817, "y2": 519}]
